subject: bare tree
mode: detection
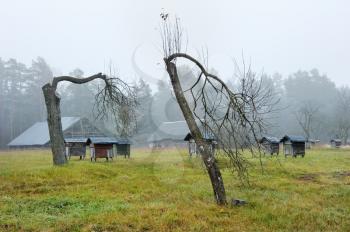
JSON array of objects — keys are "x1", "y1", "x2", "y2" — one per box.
[
  {"x1": 114, "y1": 101, "x2": 137, "y2": 138},
  {"x1": 161, "y1": 15, "x2": 275, "y2": 205},
  {"x1": 42, "y1": 73, "x2": 135, "y2": 165},
  {"x1": 294, "y1": 101, "x2": 320, "y2": 141},
  {"x1": 334, "y1": 87, "x2": 350, "y2": 144}
]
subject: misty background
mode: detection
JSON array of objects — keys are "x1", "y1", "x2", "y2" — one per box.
[{"x1": 1, "y1": 0, "x2": 350, "y2": 147}]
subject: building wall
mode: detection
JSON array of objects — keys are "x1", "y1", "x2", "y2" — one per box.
[
  {"x1": 117, "y1": 144, "x2": 130, "y2": 157},
  {"x1": 283, "y1": 141, "x2": 305, "y2": 156},
  {"x1": 262, "y1": 141, "x2": 279, "y2": 154},
  {"x1": 93, "y1": 144, "x2": 113, "y2": 158},
  {"x1": 66, "y1": 142, "x2": 86, "y2": 157}
]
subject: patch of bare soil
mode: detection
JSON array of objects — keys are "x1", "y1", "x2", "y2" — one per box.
[
  {"x1": 297, "y1": 173, "x2": 319, "y2": 182},
  {"x1": 332, "y1": 171, "x2": 350, "y2": 178}
]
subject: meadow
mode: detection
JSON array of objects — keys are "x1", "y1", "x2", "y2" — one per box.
[{"x1": 0, "y1": 147, "x2": 349, "y2": 231}]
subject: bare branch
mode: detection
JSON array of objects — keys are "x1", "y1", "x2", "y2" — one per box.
[
  {"x1": 162, "y1": 17, "x2": 277, "y2": 183},
  {"x1": 52, "y1": 73, "x2": 106, "y2": 88},
  {"x1": 294, "y1": 101, "x2": 320, "y2": 140}
]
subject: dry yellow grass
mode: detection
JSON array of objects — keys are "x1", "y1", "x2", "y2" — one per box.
[{"x1": 0, "y1": 147, "x2": 349, "y2": 231}]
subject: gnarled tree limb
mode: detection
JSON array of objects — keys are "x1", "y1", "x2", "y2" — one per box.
[
  {"x1": 52, "y1": 73, "x2": 106, "y2": 88},
  {"x1": 43, "y1": 72, "x2": 136, "y2": 165}
]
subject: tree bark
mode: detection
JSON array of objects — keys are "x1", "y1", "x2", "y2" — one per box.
[
  {"x1": 42, "y1": 83, "x2": 67, "y2": 165},
  {"x1": 41, "y1": 73, "x2": 108, "y2": 165},
  {"x1": 165, "y1": 60, "x2": 227, "y2": 205}
]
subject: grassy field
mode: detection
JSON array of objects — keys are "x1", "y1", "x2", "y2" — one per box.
[{"x1": 0, "y1": 148, "x2": 349, "y2": 232}]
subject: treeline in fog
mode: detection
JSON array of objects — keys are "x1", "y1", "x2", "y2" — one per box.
[{"x1": 1, "y1": 57, "x2": 349, "y2": 148}]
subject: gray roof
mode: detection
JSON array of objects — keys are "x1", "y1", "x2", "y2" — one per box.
[
  {"x1": 184, "y1": 132, "x2": 216, "y2": 141},
  {"x1": 148, "y1": 120, "x2": 215, "y2": 142},
  {"x1": 116, "y1": 138, "x2": 132, "y2": 145},
  {"x1": 260, "y1": 136, "x2": 280, "y2": 144},
  {"x1": 8, "y1": 117, "x2": 81, "y2": 146},
  {"x1": 87, "y1": 137, "x2": 130, "y2": 145},
  {"x1": 280, "y1": 135, "x2": 306, "y2": 143},
  {"x1": 148, "y1": 121, "x2": 192, "y2": 142},
  {"x1": 64, "y1": 137, "x2": 89, "y2": 143}
]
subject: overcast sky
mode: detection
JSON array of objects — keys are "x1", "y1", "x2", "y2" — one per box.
[{"x1": 0, "y1": 0, "x2": 349, "y2": 87}]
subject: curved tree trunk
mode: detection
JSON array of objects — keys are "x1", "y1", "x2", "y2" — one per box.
[
  {"x1": 41, "y1": 73, "x2": 133, "y2": 166},
  {"x1": 165, "y1": 60, "x2": 227, "y2": 205},
  {"x1": 42, "y1": 83, "x2": 67, "y2": 165}
]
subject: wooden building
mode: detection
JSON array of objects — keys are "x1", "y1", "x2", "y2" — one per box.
[
  {"x1": 185, "y1": 137, "x2": 197, "y2": 156},
  {"x1": 115, "y1": 138, "x2": 131, "y2": 158},
  {"x1": 147, "y1": 121, "x2": 189, "y2": 148},
  {"x1": 184, "y1": 133, "x2": 217, "y2": 157},
  {"x1": 64, "y1": 137, "x2": 88, "y2": 160},
  {"x1": 306, "y1": 139, "x2": 320, "y2": 149},
  {"x1": 148, "y1": 120, "x2": 216, "y2": 156},
  {"x1": 280, "y1": 135, "x2": 306, "y2": 157},
  {"x1": 259, "y1": 136, "x2": 280, "y2": 155},
  {"x1": 87, "y1": 137, "x2": 131, "y2": 161},
  {"x1": 330, "y1": 139, "x2": 342, "y2": 148},
  {"x1": 88, "y1": 137, "x2": 118, "y2": 162},
  {"x1": 8, "y1": 117, "x2": 105, "y2": 149}
]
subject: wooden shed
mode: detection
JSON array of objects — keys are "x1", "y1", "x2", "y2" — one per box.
[
  {"x1": 280, "y1": 135, "x2": 306, "y2": 158},
  {"x1": 87, "y1": 137, "x2": 118, "y2": 162},
  {"x1": 306, "y1": 139, "x2": 320, "y2": 149},
  {"x1": 259, "y1": 136, "x2": 280, "y2": 155},
  {"x1": 305, "y1": 139, "x2": 321, "y2": 149},
  {"x1": 7, "y1": 117, "x2": 105, "y2": 149},
  {"x1": 115, "y1": 138, "x2": 131, "y2": 158},
  {"x1": 148, "y1": 120, "x2": 216, "y2": 156},
  {"x1": 147, "y1": 121, "x2": 190, "y2": 148},
  {"x1": 64, "y1": 137, "x2": 88, "y2": 160},
  {"x1": 184, "y1": 133, "x2": 217, "y2": 157},
  {"x1": 330, "y1": 139, "x2": 342, "y2": 148}
]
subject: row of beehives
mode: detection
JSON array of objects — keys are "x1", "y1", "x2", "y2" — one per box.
[
  {"x1": 259, "y1": 136, "x2": 343, "y2": 158},
  {"x1": 259, "y1": 135, "x2": 308, "y2": 158},
  {"x1": 64, "y1": 137, "x2": 131, "y2": 162},
  {"x1": 187, "y1": 134, "x2": 309, "y2": 158}
]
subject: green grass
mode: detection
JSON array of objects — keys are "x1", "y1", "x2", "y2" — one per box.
[{"x1": 0, "y1": 148, "x2": 349, "y2": 231}]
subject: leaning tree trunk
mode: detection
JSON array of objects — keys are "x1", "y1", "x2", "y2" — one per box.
[
  {"x1": 165, "y1": 60, "x2": 227, "y2": 205},
  {"x1": 42, "y1": 83, "x2": 67, "y2": 165}
]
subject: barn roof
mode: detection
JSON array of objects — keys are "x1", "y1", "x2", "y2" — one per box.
[
  {"x1": 8, "y1": 117, "x2": 81, "y2": 146},
  {"x1": 148, "y1": 120, "x2": 215, "y2": 142},
  {"x1": 280, "y1": 135, "x2": 306, "y2": 143},
  {"x1": 259, "y1": 136, "x2": 280, "y2": 144},
  {"x1": 148, "y1": 121, "x2": 190, "y2": 142},
  {"x1": 330, "y1": 139, "x2": 342, "y2": 143}
]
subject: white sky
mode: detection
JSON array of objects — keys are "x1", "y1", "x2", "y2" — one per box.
[{"x1": 0, "y1": 0, "x2": 349, "y2": 87}]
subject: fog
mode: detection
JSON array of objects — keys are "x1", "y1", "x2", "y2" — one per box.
[
  {"x1": 1, "y1": 0, "x2": 349, "y2": 86},
  {"x1": 1, "y1": 0, "x2": 350, "y2": 148}
]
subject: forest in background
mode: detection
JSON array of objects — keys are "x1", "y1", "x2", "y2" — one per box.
[{"x1": 1, "y1": 56, "x2": 350, "y2": 148}]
